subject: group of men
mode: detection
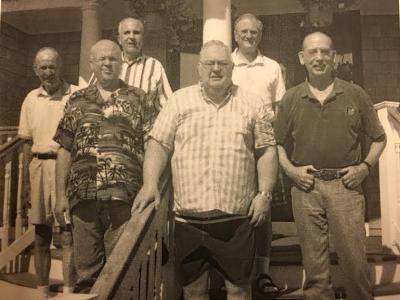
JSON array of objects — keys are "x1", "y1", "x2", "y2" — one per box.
[{"x1": 18, "y1": 12, "x2": 385, "y2": 300}]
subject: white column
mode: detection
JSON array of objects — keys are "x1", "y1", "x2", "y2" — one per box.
[
  {"x1": 375, "y1": 101, "x2": 400, "y2": 255},
  {"x1": 79, "y1": 0, "x2": 102, "y2": 86},
  {"x1": 202, "y1": 0, "x2": 231, "y2": 50}
]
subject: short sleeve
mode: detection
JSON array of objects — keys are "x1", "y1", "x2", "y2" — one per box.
[
  {"x1": 273, "y1": 64, "x2": 286, "y2": 103},
  {"x1": 18, "y1": 96, "x2": 32, "y2": 139},
  {"x1": 273, "y1": 92, "x2": 293, "y2": 145},
  {"x1": 254, "y1": 99, "x2": 276, "y2": 149},
  {"x1": 149, "y1": 94, "x2": 179, "y2": 151},
  {"x1": 158, "y1": 63, "x2": 173, "y2": 107},
  {"x1": 53, "y1": 93, "x2": 82, "y2": 152},
  {"x1": 358, "y1": 89, "x2": 385, "y2": 140}
]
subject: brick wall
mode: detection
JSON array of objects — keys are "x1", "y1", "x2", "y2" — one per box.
[
  {"x1": 0, "y1": 22, "x2": 31, "y2": 127},
  {"x1": 0, "y1": 21, "x2": 81, "y2": 126},
  {"x1": 361, "y1": 15, "x2": 400, "y2": 103}
]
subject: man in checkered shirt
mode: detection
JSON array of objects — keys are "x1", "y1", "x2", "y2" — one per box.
[{"x1": 133, "y1": 40, "x2": 278, "y2": 299}]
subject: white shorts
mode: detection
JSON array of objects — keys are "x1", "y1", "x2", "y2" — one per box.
[{"x1": 29, "y1": 158, "x2": 58, "y2": 226}]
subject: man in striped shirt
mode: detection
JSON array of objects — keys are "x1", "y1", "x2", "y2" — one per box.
[
  {"x1": 133, "y1": 40, "x2": 278, "y2": 300},
  {"x1": 88, "y1": 17, "x2": 173, "y2": 108}
]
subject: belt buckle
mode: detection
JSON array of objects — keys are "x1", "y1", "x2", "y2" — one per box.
[{"x1": 319, "y1": 169, "x2": 338, "y2": 181}]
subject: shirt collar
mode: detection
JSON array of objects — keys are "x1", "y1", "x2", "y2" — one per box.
[
  {"x1": 37, "y1": 80, "x2": 71, "y2": 100},
  {"x1": 300, "y1": 77, "x2": 344, "y2": 101},
  {"x1": 232, "y1": 48, "x2": 264, "y2": 67},
  {"x1": 122, "y1": 52, "x2": 146, "y2": 65},
  {"x1": 198, "y1": 82, "x2": 235, "y2": 108}
]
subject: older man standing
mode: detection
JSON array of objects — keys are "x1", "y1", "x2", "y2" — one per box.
[
  {"x1": 232, "y1": 13, "x2": 286, "y2": 293},
  {"x1": 274, "y1": 31, "x2": 386, "y2": 300},
  {"x1": 133, "y1": 40, "x2": 278, "y2": 300},
  {"x1": 232, "y1": 13, "x2": 285, "y2": 108},
  {"x1": 18, "y1": 47, "x2": 78, "y2": 298},
  {"x1": 88, "y1": 17, "x2": 173, "y2": 108},
  {"x1": 54, "y1": 40, "x2": 157, "y2": 291}
]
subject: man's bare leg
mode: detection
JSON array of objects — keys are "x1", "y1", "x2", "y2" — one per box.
[
  {"x1": 61, "y1": 229, "x2": 76, "y2": 293},
  {"x1": 225, "y1": 279, "x2": 252, "y2": 300},
  {"x1": 34, "y1": 225, "x2": 52, "y2": 297},
  {"x1": 183, "y1": 270, "x2": 209, "y2": 300}
]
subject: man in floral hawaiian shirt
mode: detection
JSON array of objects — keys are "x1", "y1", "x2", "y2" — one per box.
[{"x1": 54, "y1": 39, "x2": 157, "y2": 290}]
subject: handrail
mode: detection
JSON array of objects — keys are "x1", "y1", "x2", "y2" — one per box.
[
  {"x1": 0, "y1": 134, "x2": 31, "y2": 273},
  {"x1": 0, "y1": 126, "x2": 18, "y2": 145},
  {"x1": 91, "y1": 171, "x2": 173, "y2": 299}
]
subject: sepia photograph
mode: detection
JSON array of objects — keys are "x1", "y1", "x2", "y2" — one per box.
[{"x1": 0, "y1": 0, "x2": 399, "y2": 299}]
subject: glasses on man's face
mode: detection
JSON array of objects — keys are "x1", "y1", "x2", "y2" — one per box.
[
  {"x1": 94, "y1": 56, "x2": 120, "y2": 64},
  {"x1": 303, "y1": 48, "x2": 335, "y2": 58},
  {"x1": 200, "y1": 60, "x2": 232, "y2": 69}
]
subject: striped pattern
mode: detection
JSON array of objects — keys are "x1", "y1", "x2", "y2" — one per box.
[
  {"x1": 88, "y1": 55, "x2": 172, "y2": 107},
  {"x1": 150, "y1": 84, "x2": 276, "y2": 216}
]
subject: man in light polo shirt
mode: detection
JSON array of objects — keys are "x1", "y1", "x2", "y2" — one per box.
[
  {"x1": 133, "y1": 40, "x2": 278, "y2": 299},
  {"x1": 232, "y1": 13, "x2": 286, "y2": 294},
  {"x1": 274, "y1": 31, "x2": 386, "y2": 300},
  {"x1": 18, "y1": 47, "x2": 78, "y2": 298}
]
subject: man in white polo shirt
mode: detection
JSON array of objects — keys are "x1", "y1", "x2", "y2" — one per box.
[
  {"x1": 232, "y1": 13, "x2": 286, "y2": 297},
  {"x1": 18, "y1": 47, "x2": 78, "y2": 298}
]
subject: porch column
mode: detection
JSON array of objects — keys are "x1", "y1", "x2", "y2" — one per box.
[
  {"x1": 202, "y1": 0, "x2": 232, "y2": 50},
  {"x1": 79, "y1": 0, "x2": 102, "y2": 86}
]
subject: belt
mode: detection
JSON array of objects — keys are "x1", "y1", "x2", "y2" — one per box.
[
  {"x1": 32, "y1": 152, "x2": 57, "y2": 160},
  {"x1": 310, "y1": 169, "x2": 343, "y2": 181}
]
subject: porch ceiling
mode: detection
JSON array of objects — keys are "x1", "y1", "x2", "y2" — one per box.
[{"x1": 1, "y1": 0, "x2": 393, "y2": 35}]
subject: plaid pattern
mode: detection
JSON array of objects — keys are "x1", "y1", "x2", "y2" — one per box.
[
  {"x1": 54, "y1": 80, "x2": 157, "y2": 208},
  {"x1": 88, "y1": 54, "x2": 173, "y2": 108},
  {"x1": 150, "y1": 84, "x2": 276, "y2": 216}
]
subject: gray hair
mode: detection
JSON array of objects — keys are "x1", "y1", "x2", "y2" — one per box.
[
  {"x1": 34, "y1": 47, "x2": 62, "y2": 66},
  {"x1": 118, "y1": 17, "x2": 144, "y2": 35},
  {"x1": 199, "y1": 40, "x2": 232, "y2": 62},
  {"x1": 234, "y1": 13, "x2": 263, "y2": 33}
]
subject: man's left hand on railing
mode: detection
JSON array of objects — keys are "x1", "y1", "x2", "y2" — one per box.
[{"x1": 132, "y1": 183, "x2": 160, "y2": 213}]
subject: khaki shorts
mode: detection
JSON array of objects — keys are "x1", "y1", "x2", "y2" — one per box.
[{"x1": 29, "y1": 158, "x2": 58, "y2": 226}]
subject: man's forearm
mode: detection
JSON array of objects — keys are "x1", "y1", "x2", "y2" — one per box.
[
  {"x1": 257, "y1": 145, "x2": 278, "y2": 192},
  {"x1": 277, "y1": 145, "x2": 295, "y2": 175},
  {"x1": 55, "y1": 147, "x2": 71, "y2": 202},
  {"x1": 363, "y1": 137, "x2": 387, "y2": 167},
  {"x1": 143, "y1": 139, "x2": 170, "y2": 187}
]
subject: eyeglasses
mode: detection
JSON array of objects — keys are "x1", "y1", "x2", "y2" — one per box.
[
  {"x1": 302, "y1": 48, "x2": 335, "y2": 57},
  {"x1": 94, "y1": 56, "x2": 120, "y2": 63},
  {"x1": 200, "y1": 60, "x2": 232, "y2": 68}
]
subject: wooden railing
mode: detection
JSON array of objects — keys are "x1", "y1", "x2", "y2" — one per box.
[
  {"x1": 90, "y1": 174, "x2": 174, "y2": 300},
  {"x1": 0, "y1": 136, "x2": 33, "y2": 273},
  {"x1": 0, "y1": 126, "x2": 18, "y2": 145}
]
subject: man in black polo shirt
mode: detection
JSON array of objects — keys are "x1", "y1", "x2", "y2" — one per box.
[{"x1": 274, "y1": 31, "x2": 386, "y2": 300}]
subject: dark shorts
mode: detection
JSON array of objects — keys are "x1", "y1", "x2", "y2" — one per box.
[{"x1": 175, "y1": 217, "x2": 255, "y2": 286}]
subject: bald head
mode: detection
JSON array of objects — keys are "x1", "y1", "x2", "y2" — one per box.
[
  {"x1": 34, "y1": 47, "x2": 62, "y2": 67},
  {"x1": 302, "y1": 31, "x2": 333, "y2": 51},
  {"x1": 90, "y1": 40, "x2": 121, "y2": 61},
  {"x1": 90, "y1": 40, "x2": 122, "y2": 86},
  {"x1": 33, "y1": 47, "x2": 62, "y2": 94}
]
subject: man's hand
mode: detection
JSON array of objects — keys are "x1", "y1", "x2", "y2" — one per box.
[
  {"x1": 340, "y1": 163, "x2": 369, "y2": 189},
  {"x1": 287, "y1": 165, "x2": 317, "y2": 191},
  {"x1": 55, "y1": 194, "x2": 69, "y2": 227},
  {"x1": 248, "y1": 193, "x2": 272, "y2": 227},
  {"x1": 132, "y1": 184, "x2": 160, "y2": 213}
]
